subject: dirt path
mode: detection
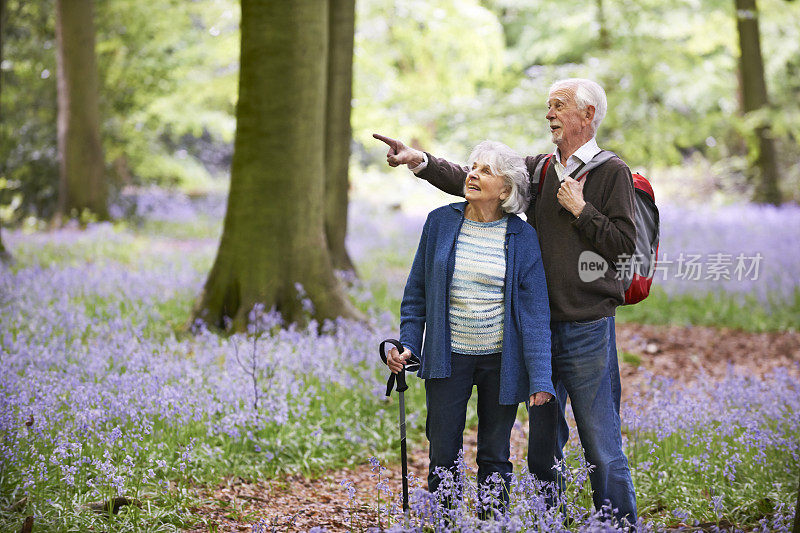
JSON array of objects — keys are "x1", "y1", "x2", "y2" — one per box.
[
  {"x1": 186, "y1": 324, "x2": 800, "y2": 532},
  {"x1": 615, "y1": 323, "x2": 799, "y2": 392}
]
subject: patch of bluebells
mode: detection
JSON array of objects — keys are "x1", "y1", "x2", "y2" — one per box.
[
  {"x1": 348, "y1": 199, "x2": 800, "y2": 309},
  {"x1": 109, "y1": 186, "x2": 227, "y2": 223},
  {"x1": 340, "y1": 425, "x2": 797, "y2": 532},
  {"x1": 345, "y1": 202, "x2": 424, "y2": 263},
  {"x1": 328, "y1": 359, "x2": 799, "y2": 532},
  {"x1": 1, "y1": 194, "x2": 799, "y2": 530},
  {"x1": 655, "y1": 202, "x2": 800, "y2": 303},
  {"x1": 332, "y1": 369, "x2": 799, "y2": 530},
  {"x1": 0, "y1": 220, "x2": 398, "y2": 527},
  {"x1": 622, "y1": 367, "x2": 799, "y2": 528},
  {"x1": 342, "y1": 454, "x2": 644, "y2": 533}
]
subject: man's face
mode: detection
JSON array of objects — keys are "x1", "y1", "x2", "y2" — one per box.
[{"x1": 545, "y1": 88, "x2": 592, "y2": 148}]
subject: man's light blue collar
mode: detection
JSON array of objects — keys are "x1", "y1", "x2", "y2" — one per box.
[{"x1": 552, "y1": 137, "x2": 601, "y2": 165}]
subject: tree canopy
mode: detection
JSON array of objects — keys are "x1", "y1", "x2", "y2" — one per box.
[{"x1": 1, "y1": 0, "x2": 799, "y2": 223}]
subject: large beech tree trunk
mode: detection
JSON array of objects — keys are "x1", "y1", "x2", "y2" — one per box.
[
  {"x1": 194, "y1": 1, "x2": 360, "y2": 330},
  {"x1": 324, "y1": 0, "x2": 357, "y2": 273},
  {"x1": 735, "y1": 0, "x2": 781, "y2": 205},
  {"x1": 55, "y1": 0, "x2": 107, "y2": 220}
]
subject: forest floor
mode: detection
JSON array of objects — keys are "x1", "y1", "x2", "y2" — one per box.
[{"x1": 186, "y1": 323, "x2": 800, "y2": 532}]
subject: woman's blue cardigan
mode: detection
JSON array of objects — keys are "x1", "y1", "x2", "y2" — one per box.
[{"x1": 400, "y1": 202, "x2": 555, "y2": 405}]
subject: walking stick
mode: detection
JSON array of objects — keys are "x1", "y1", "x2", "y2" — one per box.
[{"x1": 379, "y1": 338, "x2": 419, "y2": 516}]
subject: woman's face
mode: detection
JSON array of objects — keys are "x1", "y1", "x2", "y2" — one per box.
[{"x1": 464, "y1": 158, "x2": 509, "y2": 209}]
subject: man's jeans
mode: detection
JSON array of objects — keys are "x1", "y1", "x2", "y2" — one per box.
[
  {"x1": 425, "y1": 353, "x2": 518, "y2": 508},
  {"x1": 528, "y1": 317, "x2": 637, "y2": 523}
]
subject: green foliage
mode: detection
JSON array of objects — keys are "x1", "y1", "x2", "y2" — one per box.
[
  {"x1": 620, "y1": 350, "x2": 642, "y2": 366},
  {"x1": 616, "y1": 287, "x2": 800, "y2": 332},
  {"x1": 352, "y1": 0, "x2": 507, "y2": 152},
  {"x1": 95, "y1": 0, "x2": 238, "y2": 189},
  {"x1": 4, "y1": 0, "x2": 800, "y2": 219},
  {"x1": 0, "y1": 0, "x2": 238, "y2": 220},
  {"x1": 6, "y1": 225, "x2": 141, "y2": 270},
  {"x1": 0, "y1": 0, "x2": 59, "y2": 219},
  {"x1": 411, "y1": 0, "x2": 800, "y2": 202},
  {"x1": 132, "y1": 216, "x2": 222, "y2": 241}
]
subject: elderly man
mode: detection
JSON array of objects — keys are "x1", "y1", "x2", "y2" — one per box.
[{"x1": 374, "y1": 78, "x2": 638, "y2": 524}]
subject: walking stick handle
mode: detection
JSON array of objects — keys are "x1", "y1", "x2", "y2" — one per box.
[{"x1": 379, "y1": 338, "x2": 408, "y2": 394}]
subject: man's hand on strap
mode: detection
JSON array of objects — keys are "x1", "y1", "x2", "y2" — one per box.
[
  {"x1": 557, "y1": 176, "x2": 587, "y2": 217},
  {"x1": 373, "y1": 133, "x2": 426, "y2": 169}
]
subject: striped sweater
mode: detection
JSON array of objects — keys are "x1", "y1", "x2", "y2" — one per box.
[
  {"x1": 449, "y1": 216, "x2": 507, "y2": 355},
  {"x1": 399, "y1": 202, "x2": 555, "y2": 404}
]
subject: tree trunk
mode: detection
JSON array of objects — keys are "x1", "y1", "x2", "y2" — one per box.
[
  {"x1": 0, "y1": 0, "x2": 9, "y2": 264},
  {"x1": 0, "y1": 226, "x2": 8, "y2": 264},
  {"x1": 194, "y1": 0, "x2": 361, "y2": 330},
  {"x1": 596, "y1": 0, "x2": 611, "y2": 50},
  {"x1": 0, "y1": 0, "x2": 4, "y2": 108},
  {"x1": 324, "y1": 0, "x2": 357, "y2": 273},
  {"x1": 55, "y1": 0, "x2": 108, "y2": 220},
  {"x1": 735, "y1": 0, "x2": 781, "y2": 205}
]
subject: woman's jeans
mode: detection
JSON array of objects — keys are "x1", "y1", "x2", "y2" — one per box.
[
  {"x1": 425, "y1": 352, "x2": 518, "y2": 508},
  {"x1": 528, "y1": 317, "x2": 637, "y2": 524}
]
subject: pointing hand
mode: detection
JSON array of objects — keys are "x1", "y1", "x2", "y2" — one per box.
[{"x1": 373, "y1": 133, "x2": 425, "y2": 168}]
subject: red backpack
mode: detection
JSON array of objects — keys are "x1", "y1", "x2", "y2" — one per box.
[{"x1": 535, "y1": 153, "x2": 659, "y2": 305}]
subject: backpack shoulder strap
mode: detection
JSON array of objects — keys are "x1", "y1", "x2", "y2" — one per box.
[
  {"x1": 575, "y1": 150, "x2": 617, "y2": 182},
  {"x1": 534, "y1": 155, "x2": 553, "y2": 195}
]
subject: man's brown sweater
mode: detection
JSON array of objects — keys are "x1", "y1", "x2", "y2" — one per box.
[{"x1": 417, "y1": 151, "x2": 636, "y2": 322}]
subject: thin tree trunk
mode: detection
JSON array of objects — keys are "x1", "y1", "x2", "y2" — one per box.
[
  {"x1": 324, "y1": 0, "x2": 357, "y2": 273},
  {"x1": 0, "y1": 224, "x2": 7, "y2": 262},
  {"x1": 0, "y1": 0, "x2": 4, "y2": 112},
  {"x1": 194, "y1": 0, "x2": 361, "y2": 330},
  {"x1": 55, "y1": 0, "x2": 108, "y2": 220},
  {"x1": 0, "y1": 226, "x2": 8, "y2": 264},
  {"x1": 596, "y1": 0, "x2": 611, "y2": 50},
  {"x1": 0, "y1": 0, "x2": 9, "y2": 263},
  {"x1": 0, "y1": 226, "x2": 8, "y2": 263},
  {"x1": 735, "y1": 0, "x2": 781, "y2": 205}
]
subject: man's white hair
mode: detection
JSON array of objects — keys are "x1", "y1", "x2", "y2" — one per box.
[
  {"x1": 466, "y1": 140, "x2": 530, "y2": 214},
  {"x1": 549, "y1": 78, "x2": 607, "y2": 135}
]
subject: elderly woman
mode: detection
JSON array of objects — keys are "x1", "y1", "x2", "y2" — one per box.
[{"x1": 385, "y1": 140, "x2": 554, "y2": 509}]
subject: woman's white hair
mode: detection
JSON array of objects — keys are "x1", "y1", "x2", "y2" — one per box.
[
  {"x1": 466, "y1": 140, "x2": 530, "y2": 214},
  {"x1": 549, "y1": 78, "x2": 607, "y2": 136}
]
